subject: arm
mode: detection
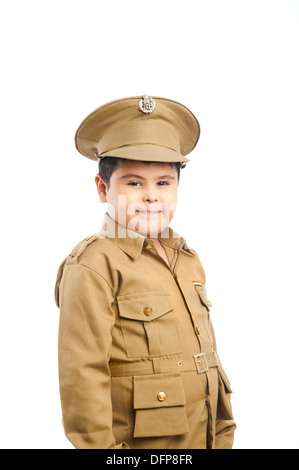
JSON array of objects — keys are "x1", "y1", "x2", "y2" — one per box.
[
  {"x1": 208, "y1": 314, "x2": 237, "y2": 449},
  {"x1": 58, "y1": 263, "x2": 128, "y2": 449}
]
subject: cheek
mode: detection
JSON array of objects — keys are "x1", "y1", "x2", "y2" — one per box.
[
  {"x1": 118, "y1": 191, "x2": 140, "y2": 219},
  {"x1": 164, "y1": 189, "x2": 178, "y2": 217},
  {"x1": 165, "y1": 186, "x2": 178, "y2": 205},
  {"x1": 106, "y1": 185, "x2": 135, "y2": 207}
]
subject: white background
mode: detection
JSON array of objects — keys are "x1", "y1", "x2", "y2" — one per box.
[{"x1": 0, "y1": 0, "x2": 298, "y2": 449}]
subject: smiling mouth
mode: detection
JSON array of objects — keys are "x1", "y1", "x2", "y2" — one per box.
[{"x1": 136, "y1": 210, "x2": 162, "y2": 216}]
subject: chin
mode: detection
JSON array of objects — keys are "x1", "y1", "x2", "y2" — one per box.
[
  {"x1": 128, "y1": 212, "x2": 171, "y2": 237},
  {"x1": 136, "y1": 221, "x2": 162, "y2": 238}
]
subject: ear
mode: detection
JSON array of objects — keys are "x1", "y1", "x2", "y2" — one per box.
[{"x1": 95, "y1": 174, "x2": 108, "y2": 203}]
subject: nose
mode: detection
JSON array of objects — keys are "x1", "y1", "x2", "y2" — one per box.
[
  {"x1": 141, "y1": 182, "x2": 159, "y2": 203},
  {"x1": 142, "y1": 192, "x2": 158, "y2": 203}
]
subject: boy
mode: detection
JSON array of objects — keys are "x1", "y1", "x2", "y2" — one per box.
[{"x1": 55, "y1": 95, "x2": 236, "y2": 449}]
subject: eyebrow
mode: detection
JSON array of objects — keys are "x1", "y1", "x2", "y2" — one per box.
[{"x1": 118, "y1": 173, "x2": 176, "y2": 181}]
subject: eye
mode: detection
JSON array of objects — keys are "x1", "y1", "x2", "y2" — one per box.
[
  {"x1": 127, "y1": 181, "x2": 142, "y2": 186},
  {"x1": 157, "y1": 181, "x2": 170, "y2": 186}
]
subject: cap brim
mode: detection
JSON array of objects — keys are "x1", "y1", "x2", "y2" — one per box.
[{"x1": 100, "y1": 144, "x2": 189, "y2": 163}]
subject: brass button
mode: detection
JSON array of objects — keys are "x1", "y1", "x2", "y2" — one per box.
[
  {"x1": 195, "y1": 326, "x2": 200, "y2": 335},
  {"x1": 207, "y1": 300, "x2": 212, "y2": 308},
  {"x1": 143, "y1": 306, "x2": 152, "y2": 316},
  {"x1": 157, "y1": 391, "x2": 166, "y2": 402},
  {"x1": 145, "y1": 244, "x2": 153, "y2": 250}
]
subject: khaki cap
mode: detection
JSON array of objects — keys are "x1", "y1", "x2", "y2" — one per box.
[{"x1": 75, "y1": 95, "x2": 200, "y2": 163}]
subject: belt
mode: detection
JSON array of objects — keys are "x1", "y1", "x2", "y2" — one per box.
[{"x1": 109, "y1": 351, "x2": 219, "y2": 377}]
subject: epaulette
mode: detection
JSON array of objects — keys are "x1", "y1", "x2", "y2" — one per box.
[
  {"x1": 68, "y1": 234, "x2": 99, "y2": 262},
  {"x1": 54, "y1": 234, "x2": 99, "y2": 308}
]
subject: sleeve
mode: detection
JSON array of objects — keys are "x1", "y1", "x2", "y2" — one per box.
[
  {"x1": 208, "y1": 313, "x2": 237, "y2": 449},
  {"x1": 57, "y1": 263, "x2": 129, "y2": 449}
]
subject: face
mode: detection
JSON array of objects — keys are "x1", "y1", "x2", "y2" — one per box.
[{"x1": 95, "y1": 161, "x2": 178, "y2": 237}]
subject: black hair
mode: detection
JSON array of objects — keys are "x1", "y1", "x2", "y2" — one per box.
[{"x1": 97, "y1": 156, "x2": 185, "y2": 189}]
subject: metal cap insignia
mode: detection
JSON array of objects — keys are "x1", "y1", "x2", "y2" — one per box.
[{"x1": 138, "y1": 94, "x2": 156, "y2": 114}]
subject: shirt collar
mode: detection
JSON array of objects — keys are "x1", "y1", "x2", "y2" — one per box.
[{"x1": 98, "y1": 212, "x2": 195, "y2": 259}]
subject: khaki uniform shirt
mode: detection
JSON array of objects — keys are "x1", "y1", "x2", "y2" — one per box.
[{"x1": 55, "y1": 212, "x2": 236, "y2": 449}]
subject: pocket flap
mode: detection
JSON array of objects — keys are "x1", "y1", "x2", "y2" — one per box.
[
  {"x1": 194, "y1": 284, "x2": 211, "y2": 311},
  {"x1": 117, "y1": 291, "x2": 173, "y2": 322},
  {"x1": 133, "y1": 373, "x2": 186, "y2": 409}
]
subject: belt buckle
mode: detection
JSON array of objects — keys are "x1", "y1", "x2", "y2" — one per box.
[{"x1": 193, "y1": 352, "x2": 209, "y2": 374}]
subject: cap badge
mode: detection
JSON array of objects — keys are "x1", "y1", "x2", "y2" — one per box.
[{"x1": 138, "y1": 94, "x2": 156, "y2": 114}]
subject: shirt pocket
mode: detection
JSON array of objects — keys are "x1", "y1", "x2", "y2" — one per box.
[
  {"x1": 217, "y1": 365, "x2": 234, "y2": 420},
  {"x1": 133, "y1": 373, "x2": 189, "y2": 438},
  {"x1": 117, "y1": 291, "x2": 182, "y2": 358}
]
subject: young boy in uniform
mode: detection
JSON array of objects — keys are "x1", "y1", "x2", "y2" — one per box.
[{"x1": 54, "y1": 95, "x2": 236, "y2": 449}]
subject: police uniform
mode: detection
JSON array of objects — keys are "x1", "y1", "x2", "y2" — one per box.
[{"x1": 55, "y1": 95, "x2": 236, "y2": 449}]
